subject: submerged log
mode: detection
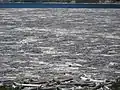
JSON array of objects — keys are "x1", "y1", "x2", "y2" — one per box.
[
  {"x1": 110, "y1": 77, "x2": 120, "y2": 90},
  {"x1": 92, "y1": 83, "x2": 104, "y2": 90}
]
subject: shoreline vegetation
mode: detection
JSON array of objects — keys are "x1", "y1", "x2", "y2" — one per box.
[
  {"x1": 0, "y1": 76, "x2": 120, "y2": 90},
  {"x1": 0, "y1": 0, "x2": 120, "y2": 3}
]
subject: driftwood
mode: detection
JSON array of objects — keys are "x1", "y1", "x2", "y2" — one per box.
[
  {"x1": 92, "y1": 83, "x2": 104, "y2": 90},
  {"x1": 60, "y1": 78, "x2": 73, "y2": 82},
  {"x1": 13, "y1": 81, "x2": 96, "y2": 89},
  {"x1": 46, "y1": 78, "x2": 73, "y2": 86},
  {"x1": 12, "y1": 77, "x2": 120, "y2": 90},
  {"x1": 31, "y1": 87, "x2": 57, "y2": 90},
  {"x1": 13, "y1": 82, "x2": 42, "y2": 87},
  {"x1": 13, "y1": 82, "x2": 56, "y2": 90},
  {"x1": 58, "y1": 82, "x2": 96, "y2": 87},
  {"x1": 2, "y1": 76, "x2": 120, "y2": 90},
  {"x1": 110, "y1": 77, "x2": 120, "y2": 90}
]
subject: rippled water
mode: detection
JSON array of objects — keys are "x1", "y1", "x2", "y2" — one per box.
[{"x1": 0, "y1": 9, "x2": 120, "y2": 81}]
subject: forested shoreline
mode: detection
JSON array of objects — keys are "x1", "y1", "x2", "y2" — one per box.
[{"x1": 0, "y1": 0, "x2": 120, "y2": 3}]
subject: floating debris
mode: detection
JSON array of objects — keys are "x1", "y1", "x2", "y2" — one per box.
[{"x1": 0, "y1": 76, "x2": 119, "y2": 90}]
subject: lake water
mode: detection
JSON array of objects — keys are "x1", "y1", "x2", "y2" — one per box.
[{"x1": 0, "y1": 8, "x2": 120, "y2": 82}]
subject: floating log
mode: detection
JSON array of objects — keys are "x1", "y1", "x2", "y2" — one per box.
[
  {"x1": 13, "y1": 82, "x2": 42, "y2": 87},
  {"x1": 92, "y1": 83, "x2": 104, "y2": 90},
  {"x1": 60, "y1": 82, "x2": 96, "y2": 87},
  {"x1": 47, "y1": 77, "x2": 73, "y2": 86},
  {"x1": 60, "y1": 78, "x2": 73, "y2": 82}
]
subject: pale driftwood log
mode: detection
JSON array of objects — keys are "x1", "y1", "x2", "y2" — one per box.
[
  {"x1": 13, "y1": 81, "x2": 95, "y2": 88},
  {"x1": 59, "y1": 82, "x2": 96, "y2": 87},
  {"x1": 47, "y1": 78, "x2": 73, "y2": 86},
  {"x1": 60, "y1": 78, "x2": 73, "y2": 82},
  {"x1": 13, "y1": 82, "x2": 42, "y2": 87},
  {"x1": 92, "y1": 83, "x2": 104, "y2": 90}
]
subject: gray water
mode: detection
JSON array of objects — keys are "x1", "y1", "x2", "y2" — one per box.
[{"x1": 0, "y1": 9, "x2": 120, "y2": 82}]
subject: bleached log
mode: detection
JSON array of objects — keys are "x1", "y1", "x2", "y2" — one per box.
[{"x1": 13, "y1": 82, "x2": 42, "y2": 87}]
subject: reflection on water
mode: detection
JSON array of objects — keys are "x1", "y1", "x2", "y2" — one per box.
[{"x1": 0, "y1": 9, "x2": 120, "y2": 81}]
